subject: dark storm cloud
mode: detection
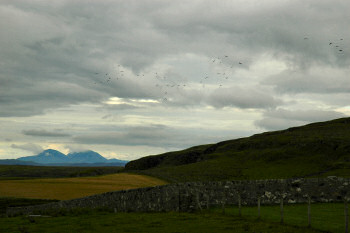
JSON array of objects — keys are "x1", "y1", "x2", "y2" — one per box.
[
  {"x1": 255, "y1": 109, "x2": 346, "y2": 130},
  {"x1": 22, "y1": 129, "x2": 71, "y2": 137}
]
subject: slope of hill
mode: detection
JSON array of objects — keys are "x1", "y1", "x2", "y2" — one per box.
[
  {"x1": 67, "y1": 151, "x2": 108, "y2": 163},
  {"x1": 125, "y1": 117, "x2": 350, "y2": 182},
  {"x1": 17, "y1": 149, "x2": 67, "y2": 164}
]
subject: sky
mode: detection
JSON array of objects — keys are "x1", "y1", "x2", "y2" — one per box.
[{"x1": 1, "y1": 0, "x2": 350, "y2": 160}]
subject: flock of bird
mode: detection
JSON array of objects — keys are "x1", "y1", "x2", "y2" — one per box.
[
  {"x1": 328, "y1": 38, "x2": 345, "y2": 53},
  {"x1": 304, "y1": 37, "x2": 346, "y2": 54},
  {"x1": 92, "y1": 37, "x2": 346, "y2": 103},
  {"x1": 93, "y1": 56, "x2": 245, "y2": 102}
]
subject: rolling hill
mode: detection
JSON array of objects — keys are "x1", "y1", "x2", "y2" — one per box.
[{"x1": 125, "y1": 117, "x2": 350, "y2": 182}]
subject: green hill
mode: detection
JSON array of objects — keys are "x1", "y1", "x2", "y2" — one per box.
[{"x1": 125, "y1": 117, "x2": 350, "y2": 182}]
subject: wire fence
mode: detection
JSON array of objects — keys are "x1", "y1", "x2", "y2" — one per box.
[{"x1": 201, "y1": 195, "x2": 349, "y2": 233}]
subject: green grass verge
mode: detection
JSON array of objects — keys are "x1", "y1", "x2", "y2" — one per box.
[{"x1": 1, "y1": 201, "x2": 346, "y2": 232}]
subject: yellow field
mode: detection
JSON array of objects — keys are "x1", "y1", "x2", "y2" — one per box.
[{"x1": 0, "y1": 173, "x2": 167, "y2": 200}]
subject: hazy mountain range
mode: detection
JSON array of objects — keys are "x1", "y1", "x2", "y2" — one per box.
[{"x1": 0, "y1": 149, "x2": 128, "y2": 167}]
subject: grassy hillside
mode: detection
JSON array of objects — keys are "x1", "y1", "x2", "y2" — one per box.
[{"x1": 125, "y1": 117, "x2": 350, "y2": 182}]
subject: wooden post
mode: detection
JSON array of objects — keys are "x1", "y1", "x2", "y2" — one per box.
[
  {"x1": 178, "y1": 189, "x2": 180, "y2": 212},
  {"x1": 222, "y1": 196, "x2": 225, "y2": 214},
  {"x1": 206, "y1": 194, "x2": 209, "y2": 210},
  {"x1": 280, "y1": 198, "x2": 284, "y2": 224},
  {"x1": 308, "y1": 196, "x2": 311, "y2": 228},
  {"x1": 196, "y1": 192, "x2": 202, "y2": 212},
  {"x1": 222, "y1": 189, "x2": 226, "y2": 214},
  {"x1": 258, "y1": 197, "x2": 261, "y2": 219},
  {"x1": 345, "y1": 199, "x2": 349, "y2": 233},
  {"x1": 238, "y1": 194, "x2": 242, "y2": 217}
]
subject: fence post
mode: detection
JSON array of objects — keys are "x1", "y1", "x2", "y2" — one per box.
[
  {"x1": 196, "y1": 191, "x2": 202, "y2": 212},
  {"x1": 206, "y1": 194, "x2": 209, "y2": 210},
  {"x1": 280, "y1": 198, "x2": 284, "y2": 224},
  {"x1": 258, "y1": 197, "x2": 261, "y2": 219},
  {"x1": 178, "y1": 189, "x2": 180, "y2": 212},
  {"x1": 308, "y1": 196, "x2": 311, "y2": 228},
  {"x1": 345, "y1": 199, "x2": 348, "y2": 233},
  {"x1": 238, "y1": 194, "x2": 242, "y2": 217},
  {"x1": 222, "y1": 195, "x2": 226, "y2": 214}
]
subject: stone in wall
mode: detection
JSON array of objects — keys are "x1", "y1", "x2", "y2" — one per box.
[{"x1": 6, "y1": 177, "x2": 350, "y2": 216}]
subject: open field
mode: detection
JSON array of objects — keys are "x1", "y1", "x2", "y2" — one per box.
[
  {"x1": 0, "y1": 165, "x2": 123, "y2": 179},
  {"x1": 0, "y1": 210, "x2": 323, "y2": 233},
  {"x1": 0, "y1": 173, "x2": 167, "y2": 200}
]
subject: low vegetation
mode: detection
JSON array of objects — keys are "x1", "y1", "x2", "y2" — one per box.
[
  {"x1": 126, "y1": 117, "x2": 350, "y2": 182},
  {"x1": 0, "y1": 173, "x2": 167, "y2": 200}
]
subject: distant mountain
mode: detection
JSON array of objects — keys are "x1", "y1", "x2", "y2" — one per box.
[
  {"x1": 67, "y1": 151, "x2": 108, "y2": 163},
  {"x1": 17, "y1": 149, "x2": 67, "y2": 164},
  {"x1": 15, "y1": 149, "x2": 128, "y2": 166}
]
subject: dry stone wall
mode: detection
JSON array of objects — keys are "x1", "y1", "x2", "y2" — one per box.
[{"x1": 7, "y1": 177, "x2": 350, "y2": 216}]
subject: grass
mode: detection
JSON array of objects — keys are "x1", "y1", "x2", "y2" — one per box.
[
  {"x1": 0, "y1": 165, "x2": 123, "y2": 179},
  {"x1": 0, "y1": 173, "x2": 167, "y2": 200},
  {"x1": 0, "y1": 210, "x2": 324, "y2": 233},
  {"x1": 211, "y1": 202, "x2": 347, "y2": 233},
  {"x1": 0, "y1": 198, "x2": 345, "y2": 232}
]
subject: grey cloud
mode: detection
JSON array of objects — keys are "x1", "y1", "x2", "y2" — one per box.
[
  {"x1": 11, "y1": 143, "x2": 43, "y2": 154},
  {"x1": 22, "y1": 129, "x2": 71, "y2": 137},
  {"x1": 73, "y1": 125, "x2": 179, "y2": 147},
  {"x1": 102, "y1": 104, "x2": 140, "y2": 111},
  {"x1": 207, "y1": 86, "x2": 282, "y2": 109},
  {"x1": 255, "y1": 109, "x2": 346, "y2": 130},
  {"x1": 73, "y1": 124, "x2": 228, "y2": 149},
  {"x1": 263, "y1": 68, "x2": 350, "y2": 94},
  {"x1": 149, "y1": 1, "x2": 349, "y2": 67},
  {"x1": 64, "y1": 144, "x2": 90, "y2": 153}
]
